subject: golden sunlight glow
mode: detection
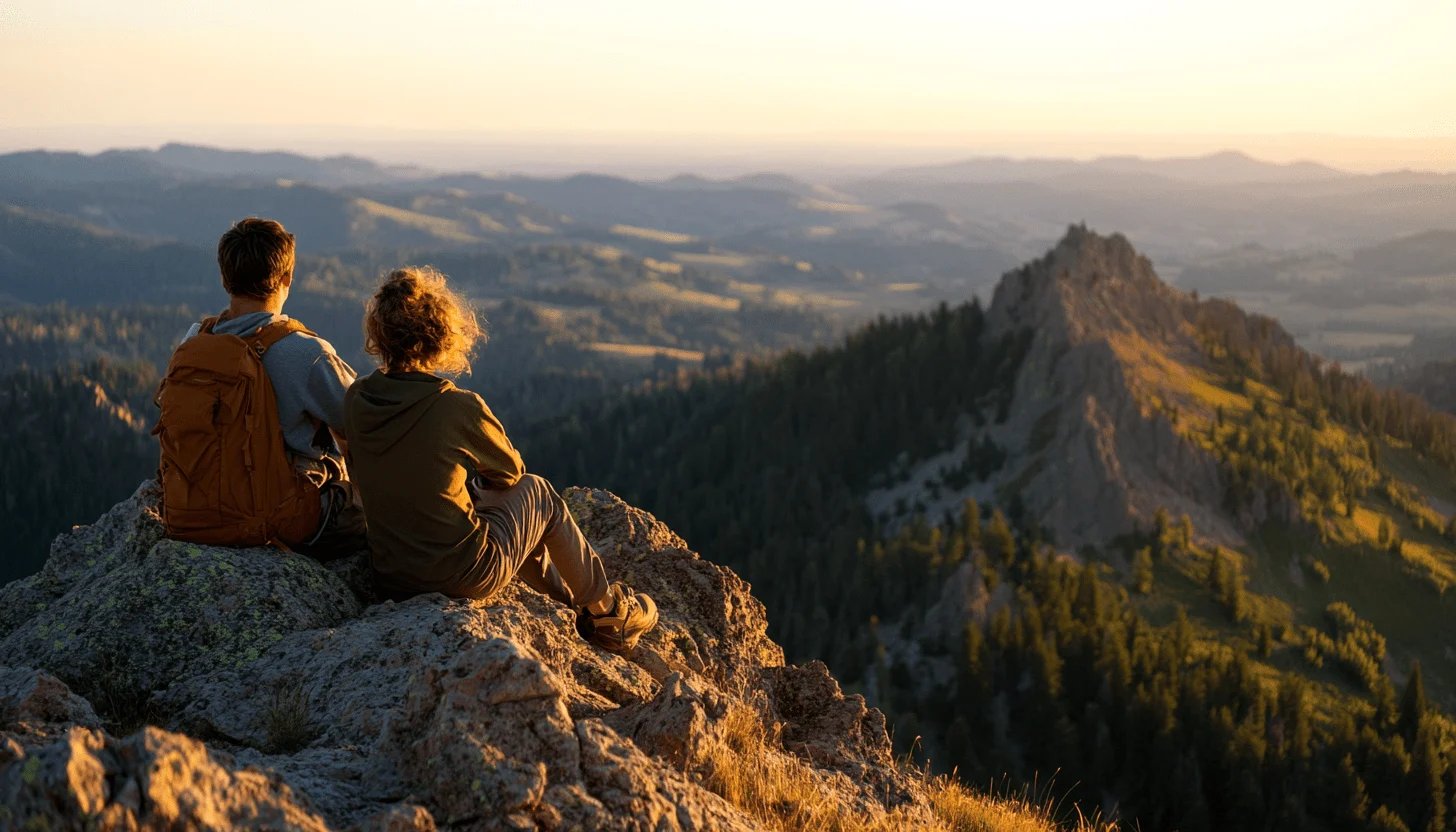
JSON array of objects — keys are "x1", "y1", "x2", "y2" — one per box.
[{"x1": 1, "y1": 0, "x2": 1452, "y2": 166}]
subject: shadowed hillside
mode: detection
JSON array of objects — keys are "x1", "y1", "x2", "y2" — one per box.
[{"x1": 0, "y1": 360, "x2": 157, "y2": 583}]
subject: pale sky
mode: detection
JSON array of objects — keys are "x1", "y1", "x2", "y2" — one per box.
[{"x1": 1, "y1": 0, "x2": 1453, "y2": 171}]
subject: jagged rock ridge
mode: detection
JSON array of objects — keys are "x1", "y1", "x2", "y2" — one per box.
[
  {"x1": 0, "y1": 483, "x2": 930, "y2": 830},
  {"x1": 873, "y1": 226, "x2": 1298, "y2": 551}
]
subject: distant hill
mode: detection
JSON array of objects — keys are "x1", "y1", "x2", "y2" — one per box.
[
  {"x1": 424, "y1": 172, "x2": 810, "y2": 237},
  {"x1": 1392, "y1": 358, "x2": 1456, "y2": 415},
  {"x1": 1353, "y1": 229, "x2": 1456, "y2": 278},
  {"x1": 0, "y1": 205, "x2": 219, "y2": 305},
  {"x1": 0, "y1": 180, "x2": 575, "y2": 253},
  {"x1": 876, "y1": 150, "x2": 1349, "y2": 186},
  {"x1": 0, "y1": 143, "x2": 421, "y2": 187},
  {"x1": 0, "y1": 207, "x2": 845, "y2": 430},
  {"x1": 0, "y1": 150, "x2": 165, "y2": 184},
  {"x1": 9, "y1": 140, "x2": 1456, "y2": 295},
  {"x1": 0, "y1": 178, "x2": 363, "y2": 252}
]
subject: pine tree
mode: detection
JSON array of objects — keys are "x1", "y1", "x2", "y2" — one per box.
[
  {"x1": 985, "y1": 509, "x2": 1016, "y2": 567},
  {"x1": 1178, "y1": 514, "x2": 1195, "y2": 551},
  {"x1": 1172, "y1": 606, "x2": 1194, "y2": 662},
  {"x1": 1132, "y1": 547, "x2": 1154, "y2": 594},
  {"x1": 960, "y1": 622, "x2": 987, "y2": 702},
  {"x1": 1410, "y1": 721, "x2": 1445, "y2": 832},
  {"x1": 1338, "y1": 753, "x2": 1371, "y2": 824},
  {"x1": 1223, "y1": 558, "x2": 1248, "y2": 623},
  {"x1": 1152, "y1": 507, "x2": 1172, "y2": 561},
  {"x1": 1368, "y1": 806, "x2": 1411, "y2": 832},
  {"x1": 1208, "y1": 547, "x2": 1227, "y2": 591},
  {"x1": 1397, "y1": 661, "x2": 1428, "y2": 745},
  {"x1": 962, "y1": 498, "x2": 981, "y2": 548}
]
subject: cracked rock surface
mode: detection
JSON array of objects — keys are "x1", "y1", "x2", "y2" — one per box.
[{"x1": 0, "y1": 483, "x2": 913, "y2": 830}]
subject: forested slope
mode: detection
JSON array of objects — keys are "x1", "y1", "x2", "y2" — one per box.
[
  {"x1": 524, "y1": 227, "x2": 1456, "y2": 831},
  {"x1": 0, "y1": 360, "x2": 157, "y2": 583}
]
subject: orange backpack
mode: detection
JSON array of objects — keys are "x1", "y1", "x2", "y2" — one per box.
[{"x1": 152, "y1": 316, "x2": 321, "y2": 547}]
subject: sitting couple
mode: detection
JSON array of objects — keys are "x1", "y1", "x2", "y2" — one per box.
[{"x1": 154, "y1": 217, "x2": 656, "y2": 653}]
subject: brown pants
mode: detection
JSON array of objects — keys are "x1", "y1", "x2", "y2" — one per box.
[
  {"x1": 459, "y1": 473, "x2": 609, "y2": 608},
  {"x1": 290, "y1": 456, "x2": 368, "y2": 562}
]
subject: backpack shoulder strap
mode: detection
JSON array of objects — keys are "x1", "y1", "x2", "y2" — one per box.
[
  {"x1": 198, "y1": 315, "x2": 222, "y2": 335},
  {"x1": 246, "y1": 319, "x2": 316, "y2": 357}
]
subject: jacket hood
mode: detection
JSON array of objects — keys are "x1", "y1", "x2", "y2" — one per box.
[{"x1": 348, "y1": 370, "x2": 452, "y2": 455}]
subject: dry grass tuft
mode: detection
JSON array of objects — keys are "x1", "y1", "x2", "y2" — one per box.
[
  {"x1": 701, "y1": 703, "x2": 1114, "y2": 832},
  {"x1": 84, "y1": 653, "x2": 164, "y2": 736},
  {"x1": 924, "y1": 775, "x2": 1116, "y2": 832},
  {"x1": 264, "y1": 679, "x2": 317, "y2": 754}
]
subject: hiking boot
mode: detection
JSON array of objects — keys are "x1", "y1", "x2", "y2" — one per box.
[{"x1": 576, "y1": 583, "x2": 658, "y2": 653}]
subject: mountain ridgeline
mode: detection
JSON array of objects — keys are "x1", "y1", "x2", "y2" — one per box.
[{"x1": 525, "y1": 227, "x2": 1456, "y2": 831}]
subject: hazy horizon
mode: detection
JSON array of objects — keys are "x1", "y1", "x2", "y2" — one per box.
[
  {"x1": 4, "y1": 0, "x2": 1454, "y2": 177},
  {"x1": 2, "y1": 128, "x2": 1454, "y2": 180}
]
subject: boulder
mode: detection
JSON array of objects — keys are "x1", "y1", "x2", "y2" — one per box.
[
  {"x1": 761, "y1": 660, "x2": 892, "y2": 771},
  {"x1": 605, "y1": 672, "x2": 723, "y2": 767},
  {"x1": 0, "y1": 726, "x2": 330, "y2": 831},
  {"x1": 0, "y1": 484, "x2": 924, "y2": 830},
  {"x1": 1, "y1": 665, "x2": 100, "y2": 732},
  {"x1": 0, "y1": 483, "x2": 361, "y2": 708}
]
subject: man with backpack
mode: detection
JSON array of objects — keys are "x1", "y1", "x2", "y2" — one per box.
[{"x1": 153, "y1": 217, "x2": 366, "y2": 560}]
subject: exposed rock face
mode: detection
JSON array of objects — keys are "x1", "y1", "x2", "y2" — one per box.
[
  {"x1": 0, "y1": 726, "x2": 331, "y2": 831},
  {"x1": 0, "y1": 482, "x2": 362, "y2": 700},
  {"x1": 870, "y1": 226, "x2": 1302, "y2": 553},
  {"x1": 0, "y1": 483, "x2": 913, "y2": 830},
  {"x1": 762, "y1": 661, "x2": 890, "y2": 771},
  {"x1": 980, "y1": 227, "x2": 1225, "y2": 548},
  {"x1": 1, "y1": 666, "x2": 100, "y2": 734}
]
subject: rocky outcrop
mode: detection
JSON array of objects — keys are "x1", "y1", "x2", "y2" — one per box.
[
  {"x1": 870, "y1": 226, "x2": 1304, "y2": 553},
  {"x1": 0, "y1": 483, "x2": 915, "y2": 830},
  {"x1": 0, "y1": 726, "x2": 332, "y2": 831},
  {"x1": 979, "y1": 226, "x2": 1232, "y2": 548},
  {"x1": 1, "y1": 666, "x2": 100, "y2": 734}
]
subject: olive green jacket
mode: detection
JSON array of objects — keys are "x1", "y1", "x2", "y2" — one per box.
[{"x1": 344, "y1": 370, "x2": 523, "y2": 595}]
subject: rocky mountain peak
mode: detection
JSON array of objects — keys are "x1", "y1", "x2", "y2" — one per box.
[
  {"x1": 984, "y1": 228, "x2": 1304, "y2": 550},
  {"x1": 987, "y1": 224, "x2": 1189, "y2": 348},
  {"x1": 871, "y1": 227, "x2": 1285, "y2": 553}
]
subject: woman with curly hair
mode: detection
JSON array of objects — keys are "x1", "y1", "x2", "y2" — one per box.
[{"x1": 344, "y1": 267, "x2": 657, "y2": 653}]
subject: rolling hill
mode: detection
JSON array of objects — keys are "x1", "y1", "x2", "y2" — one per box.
[
  {"x1": 875, "y1": 150, "x2": 1349, "y2": 186},
  {"x1": 0, "y1": 142, "x2": 419, "y2": 186}
]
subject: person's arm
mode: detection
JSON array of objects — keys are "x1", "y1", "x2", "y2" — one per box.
[
  {"x1": 461, "y1": 392, "x2": 524, "y2": 489},
  {"x1": 330, "y1": 429, "x2": 350, "y2": 461},
  {"x1": 304, "y1": 351, "x2": 357, "y2": 454}
]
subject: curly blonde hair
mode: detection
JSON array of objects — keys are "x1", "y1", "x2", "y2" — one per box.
[{"x1": 364, "y1": 266, "x2": 483, "y2": 375}]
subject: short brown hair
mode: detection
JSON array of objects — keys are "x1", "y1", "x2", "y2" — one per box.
[
  {"x1": 364, "y1": 266, "x2": 483, "y2": 375},
  {"x1": 218, "y1": 218, "x2": 295, "y2": 299}
]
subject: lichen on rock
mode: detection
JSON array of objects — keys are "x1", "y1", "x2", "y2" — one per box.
[
  {"x1": 0, "y1": 725, "x2": 331, "y2": 830},
  {"x1": 0, "y1": 483, "x2": 934, "y2": 830},
  {"x1": 0, "y1": 483, "x2": 361, "y2": 712}
]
